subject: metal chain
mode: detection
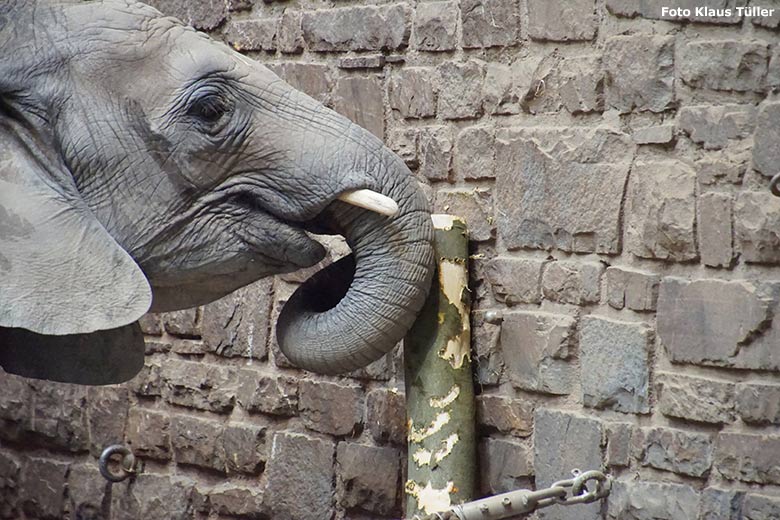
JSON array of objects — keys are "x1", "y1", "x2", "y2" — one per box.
[{"x1": 409, "y1": 469, "x2": 611, "y2": 520}]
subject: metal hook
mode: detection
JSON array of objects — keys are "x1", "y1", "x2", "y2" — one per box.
[{"x1": 99, "y1": 444, "x2": 137, "y2": 483}]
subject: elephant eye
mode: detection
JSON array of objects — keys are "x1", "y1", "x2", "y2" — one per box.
[{"x1": 187, "y1": 94, "x2": 232, "y2": 126}]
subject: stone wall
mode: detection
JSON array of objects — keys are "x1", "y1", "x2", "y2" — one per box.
[{"x1": 2, "y1": 0, "x2": 780, "y2": 519}]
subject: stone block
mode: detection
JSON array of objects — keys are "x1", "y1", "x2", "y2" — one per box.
[
  {"x1": 264, "y1": 433, "x2": 335, "y2": 520},
  {"x1": 633, "y1": 125, "x2": 674, "y2": 145},
  {"x1": 606, "y1": 0, "x2": 744, "y2": 24},
  {"x1": 581, "y1": 317, "x2": 651, "y2": 413},
  {"x1": 302, "y1": 5, "x2": 411, "y2": 52},
  {"x1": 699, "y1": 487, "x2": 745, "y2": 520},
  {"x1": 678, "y1": 104, "x2": 756, "y2": 150},
  {"x1": 337, "y1": 443, "x2": 400, "y2": 515},
  {"x1": 680, "y1": 40, "x2": 769, "y2": 92},
  {"x1": 161, "y1": 308, "x2": 199, "y2": 337},
  {"x1": 138, "y1": 313, "x2": 163, "y2": 335},
  {"x1": 208, "y1": 484, "x2": 265, "y2": 518},
  {"x1": 339, "y1": 54, "x2": 385, "y2": 69},
  {"x1": 476, "y1": 394, "x2": 533, "y2": 437},
  {"x1": 332, "y1": 75, "x2": 385, "y2": 138},
  {"x1": 223, "y1": 423, "x2": 267, "y2": 475},
  {"x1": 535, "y1": 410, "x2": 603, "y2": 520},
  {"x1": 454, "y1": 126, "x2": 495, "y2": 180},
  {"x1": 484, "y1": 256, "x2": 544, "y2": 305},
  {"x1": 479, "y1": 438, "x2": 533, "y2": 495},
  {"x1": 299, "y1": 380, "x2": 364, "y2": 436},
  {"x1": 605, "y1": 267, "x2": 659, "y2": 311},
  {"x1": 201, "y1": 278, "x2": 271, "y2": 360},
  {"x1": 267, "y1": 62, "x2": 332, "y2": 104},
  {"x1": 389, "y1": 68, "x2": 437, "y2": 119},
  {"x1": 145, "y1": 0, "x2": 226, "y2": 31},
  {"x1": 112, "y1": 473, "x2": 200, "y2": 520},
  {"x1": 696, "y1": 154, "x2": 748, "y2": 186},
  {"x1": 418, "y1": 126, "x2": 452, "y2": 181},
  {"x1": 743, "y1": 493, "x2": 780, "y2": 520},
  {"x1": 66, "y1": 464, "x2": 107, "y2": 520},
  {"x1": 736, "y1": 382, "x2": 780, "y2": 425},
  {"x1": 126, "y1": 408, "x2": 172, "y2": 461},
  {"x1": 483, "y1": 63, "x2": 519, "y2": 115},
  {"x1": 239, "y1": 370, "x2": 298, "y2": 416},
  {"x1": 278, "y1": 9, "x2": 303, "y2": 54},
  {"x1": 715, "y1": 432, "x2": 780, "y2": 484},
  {"x1": 753, "y1": 102, "x2": 780, "y2": 178},
  {"x1": 495, "y1": 130, "x2": 632, "y2": 254},
  {"x1": 500, "y1": 311, "x2": 576, "y2": 395},
  {"x1": 18, "y1": 457, "x2": 68, "y2": 519},
  {"x1": 607, "y1": 480, "x2": 700, "y2": 520},
  {"x1": 559, "y1": 55, "x2": 604, "y2": 114},
  {"x1": 433, "y1": 189, "x2": 494, "y2": 242},
  {"x1": 225, "y1": 18, "x2": 278, "y2": 52},
  {"x1": 656, "y1": 372, "x2": 735, "y2": 424},
  {"x1": 768, "y1": 49, "x2": 780, "y2": 91},
  {"x1": 625, "y1": 161, "x2": 697, "y2": 261},
  {"x1": 472, "y1": 310, "x2": 504, "y2": 386},
  {"x1": 699, "y1": 192, "x2": 733, "y2": 267},
  {"x1": 162, "y1": 360, "x2": 237, "y2": 413},
  {"x1": 527, "y1": 0, "x2": 597, "y2": 41},
  {"x1": 461, "y1": 0, "x2": 519, "y2": 48},
  {"x1": 28, "y1": 381, "x2": 89, "y2": 452},
  {"x1": 735, "y1": 191, "x2": 780, "y2": 263},
  {"x1": 414, "y1": 1, "x2": 458, "y2": 51},
  {"x1": 606, "y1": 423, "x2": 633, "y2": 468},
  {"x1": 437, "y1": 60, "x2": 485, "y2": 120},
  {"x1": 86, "y1": 386, "x2": 129, "y2": 456},
  {"x1": 517, "y1": 51, "x2": 562, "y2": 114},
  {"x1": 0, "y1": 451, "x2": 20, "y2": 518},
  {"x1": 171, "y1": 415, "x2": 226, "y2": 472},
  {"x1": 366, "y1": 388, "x2": 406, "y2": 445},
  {"x1": 541, "y1": 261, "x2": 603, "y2": 305},
  {"x1": 388, "y1": 127, "x2": 419, "y2": 168},
  {"x1": 604, "y1": 35, "x2": 675, "y2": 113},
  {"x1": 657, "y1": 278, "x2": 780, "y2": 370},
  {"x1": 637, "y1": 427, "x2": 713, "y2": 478}
]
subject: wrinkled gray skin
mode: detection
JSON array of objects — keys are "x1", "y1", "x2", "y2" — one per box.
[{"x1": 0, "y1": 0, "x2": 434, "y2": 384}]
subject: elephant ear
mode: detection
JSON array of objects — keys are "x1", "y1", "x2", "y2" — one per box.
[{"x1": 0, "y1": 120, "x2": 152, "y2": 336}]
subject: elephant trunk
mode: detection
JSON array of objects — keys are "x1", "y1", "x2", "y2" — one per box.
[{"x1": 276, "y1": 149, "x2": 434, "y2": 374}]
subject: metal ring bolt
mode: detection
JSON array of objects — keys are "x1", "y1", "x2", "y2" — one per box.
[{"x1": 99, "y1": 444, "x2": 137, "y2": 483}]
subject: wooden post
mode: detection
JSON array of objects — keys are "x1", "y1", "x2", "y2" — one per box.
[{"x1": 404, "y1": 215, "x2": 476, "y2": 518}]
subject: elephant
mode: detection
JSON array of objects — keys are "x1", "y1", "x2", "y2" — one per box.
[{"x1": 0, "y1": 0, "x2": 434, "y2": 384}]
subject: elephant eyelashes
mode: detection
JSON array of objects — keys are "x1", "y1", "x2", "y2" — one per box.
[{"x1": 186, "y1": 94, "x2": 232, "y2": 128}]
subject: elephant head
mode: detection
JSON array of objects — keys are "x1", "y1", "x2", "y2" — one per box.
[{"x1": 0, "y1": 0, "x2": 434, "y2": 383}]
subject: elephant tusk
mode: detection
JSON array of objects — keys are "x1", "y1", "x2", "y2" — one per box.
[{"x1": 338, "y1": 189, "x2": 399, "y2": 217}]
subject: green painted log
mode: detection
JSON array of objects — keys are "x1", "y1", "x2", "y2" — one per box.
[{"x1": 404, "y1": 214, "x2": 476, "y2": 518}]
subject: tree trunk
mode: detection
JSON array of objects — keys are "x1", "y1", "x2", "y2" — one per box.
[{"x1": 404, "y1": 215, "x2": 476, "y2": 518}]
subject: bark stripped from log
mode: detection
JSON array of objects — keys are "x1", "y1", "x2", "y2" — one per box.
[{"x1": 404, "y1": 215, "x2": 476, "y2": 518}]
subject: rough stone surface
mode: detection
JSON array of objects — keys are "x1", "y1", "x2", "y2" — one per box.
[
  {"x1": 453, "y1": 125, "x2": 495, "y2": 180},
  {"x1": 657, "y1": 278, "x2": 779, "y2": 370},
  {"x1": 172, "y1": 415, "x2": 227, "y2": 472},
  {"x1": 607, "y1": 480, "x2": 700, "y2": 520},
  {"x1": 239, "y1": 371, "x2": 298, "y2": 416},
  {"x1": 332, "y1": 75, "x2": 385, "y2": 138},
  {"x1": 18, "y1": 457, "x2": 68, "y2": 519},
  {"x1": 126, "y1": 408, "x2": 172, "y2": 460},
  {"x1": 535, "y1": 410, "x2": 603, "y2": 520},
  {"x1": 112, "y1": 473, "x2": 200, "y2": 520},
  {"x1": 581, "y1": 317, "x2": 651, "y2": 413},
  {"x1": 484, "y1": 257, "x2": 544, "y2": 305},
  {"x1": 625, "y1": 161, "x2": 697, "y2": 261},
  {"x1": 656, "y1": 372, "x2": 736, "y2": 424},
  {"x1": 267, "y1": 62, "x2": 331, "y2": 103},
  {"x1": 437, "y1": 60, "x2": 485, "y2": 120},
  {"x1": 700, "y1": 487, "x2": 744, "y2": 520},
  {"x1": 433, "y1": 189, "x2": 494, "y2": 241},
  {"x1": 679, "y1": 105, "x2": 756, "y2": 150},
  {"x1": 559, "y1": 55, "x2": 604, "y2": 114},
  {"x1": 637, "y1": 427, "x2": 713, "y2": 478},
  {"x1": 606, "y1": 422, "x2": 634, "y2": 468},
  {"x1": 336, "y1": 443, "x2": 400, "y2": 515},
  {"x1": 208, "y1": 484, "x2": 266, "y2": 518},
  {"x1": 264, "y1": 433, "x2": 335, "y2": 520},
  {"x1": 418, "y1": 126, "x2": 452, "y2": 181},
  {"x1": 299, "y1": 380, "x2": 363, "y2": 436},
  {"x1": 476, "y1": 394, "x2": 533, "y2": 437},
  {"x1": 633, "y1": 125, "x2": 674, "y2": 145},
  {"x1": 495, "y1": 129, "x2": 632, "y2": 254},
  {"x1": 500, "y1": 311, "x2": 577, "y2": 395},
  {"x1": 527, "y1": 0, "x2": 597, "y2": 41},
  {"x1": 163, "y1": 360, "x2": 237, "y2": 413},
  {"x1": 461, "y1": 0, "x2": 519, "y2": 48},
  {"x1": 146, "y1": 0, "x2": 226, "y2": 30},
  {"x1": 278, "y1": 9, "x2": 303, "y2": 54},
  {"x1": 680, "y1": 40, "x2": 769, "y2": 92},
  {"x1": 752, "y1": 102, "x2": 780, "y2": 178},
  {"x1": 605, "y1": 267, "x2": 660, "y2": 311},
  {"x1": 715, "y1": 433, "x2": 780, "y2": 484},
  {"x1": 735, "y1": 191, "x2": 780, "y2": 263},
  {"x1": 223, "y1": 422, "x2": 267, "y2": 475},
  {"x1": 736, "y1": 382, "x2": 780, "y2": 425},
  {"x1": 542, "y1": 261, "x2": 603, "y2": 305},
  {"x1": 413, "y1": 1, "x2": 457, "y2": 51},
  {"x1": 699, "y1": 192, "x2": 734, "y2": 267},
  {"x1": 302, "y1": 5, "x2": 411, "y2": 52},
  {"x1": 366, "y1": 388, "x2": 406, "y2": 445},
  {"x1": 480, "y1": 438, "x2": 533, "y2": 495},
  {"x1": 389, "y1": 68, "x2": 437, "y2": 119},
  {"x1": 604, "y1": 35, "x2": 675, "y2": 113},
  {"x1": 743, "y1": 493, "x2": 780, "y2": 520},
  {"x1": 225, "y1": 18, "x2": 278, "y2": 52}
]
